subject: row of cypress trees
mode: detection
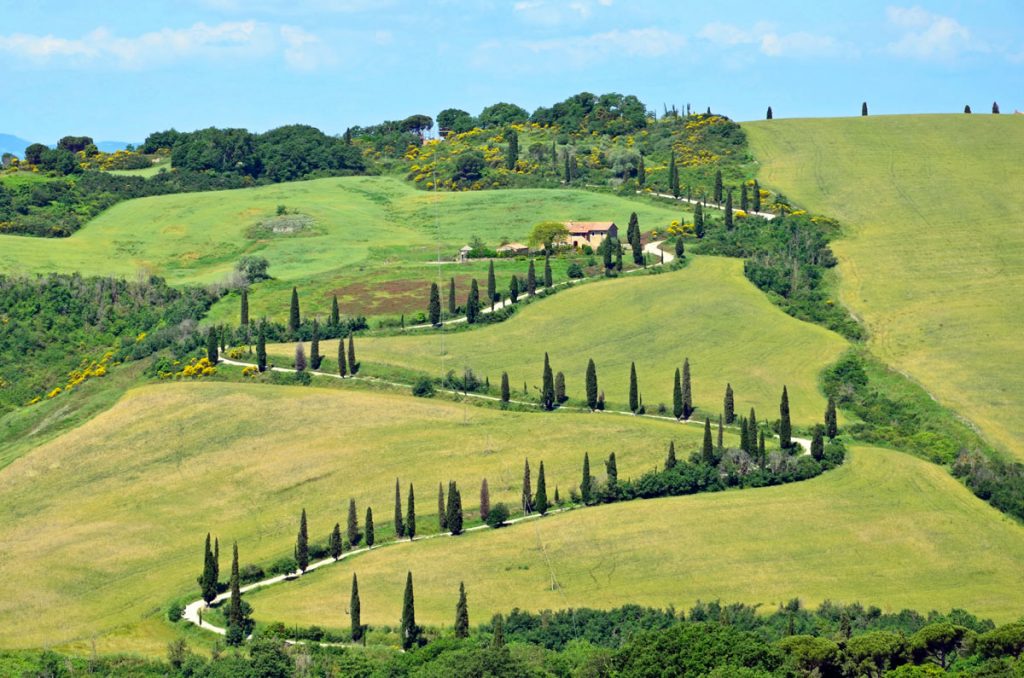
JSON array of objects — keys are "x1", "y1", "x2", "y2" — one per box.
[
  {"x1": 429, "y1": 258, "x2": 554, "y2": 327},
  {"x1": 348, "y1": 571, "x2": 471, "y2": 649}
]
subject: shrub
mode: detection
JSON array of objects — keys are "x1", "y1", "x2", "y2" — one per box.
[
  {"x1": 486, "y1": 502, "x2": 511, "y2": 528},
  {"x1": 267, "y1": 556, "x2": 298, "y2": 576},
  {"x1": 567, "y1": 262, "x2": 585, "y2": 278},
  {"x1": 239, "y1": 564, "x2": 266, "y2": 585},
  {"x1": 166, "y1": 600, "x2": 185, "y2": 623},
  {"x1": 412, "y1": 376, "x2": 435, "y2": 397}
]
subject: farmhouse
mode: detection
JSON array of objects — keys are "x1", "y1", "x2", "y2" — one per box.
[
  {"x1": 566, "y1": 221, "x2": 617, "y2": 249},
  {"x1": 497, "y1": 242, "x2": 529, "y2": 256}
]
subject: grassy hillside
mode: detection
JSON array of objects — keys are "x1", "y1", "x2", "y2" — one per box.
[
  {"x1": 0, "y1": 381, "x2": 710, "y2": 652},
  {"x1": 249, "y1": 446, "x2": 1024, "y2": 628},
  {"x1": 270, "y1": 256, "x2": 849, "y2": 424},
  {"x1": 744, "y1": 115, "x2": 1024, "y2": 459}
]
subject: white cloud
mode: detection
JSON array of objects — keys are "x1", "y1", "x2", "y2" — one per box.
[
  {"x1": 698, "y1": 21, "x2": 842, "y2": 58},
  {"x1": 280, "y1": 25, "x2": 335, "y2": 70},
  {"x1": 513, "y1": 0, "x2": 612, "y2": 25},
  {"x1": 478, "y1": 27, "x2": 684, "y2": 69},
  {"x1": 885, "y1": 6, "x2": 976, "y2": 60}
]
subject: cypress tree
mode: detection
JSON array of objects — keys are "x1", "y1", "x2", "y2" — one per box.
[
  {"x1": 199, "y1": 533, "x2": 217, "y2": 604},
  {"x1": 668, "y1": 153, "x2": 679, "y2": 197},
  {"x1": 615, "y1": 244, "x2": 622, "y2": 272},
  {"x1": 406, "y1": 483, "x2": 416, "y2": 540},
  {"x1": 766, "y1": 105, "x2": 773, "y2": 120},
  {"x1": 581, "y1": 452, "x2": 593, "y2": 504},
  {"x1": 629, "y1": 362, "x2": 639, "y2": 413},
  {"x1": 753, "y1": 180, "x2": 761, "y2": 212},
  {"x1": 637, "y1": 153, "x2": 645, "y2": 187},
  {"x1": 811, "y1": 427, "x2": 825, "y2": 461},
  {"x1": 586, "y1": 358, "x2": 598, "y2": 410},
  {"x1": 541, "y1": 353, "x2": 555, "y2": 410},
  {"x1": 522, "y1": 459, "x2": 533, "y2": 513},
  {"x1": 310, "y1": 319, "x2": 322, "y2": 370},
  {"x1": 294, "y1": 342, "x2": 306, "y2": 372},
  {"x1": 331, "y1": 294, "x2": 340, "y2": 327},
  {"x1": 350, "y1": 573, "x2": 363, "y2": 642},
  {"x1": 714, "y1": 170, "x2": 724, "y2": 204},
  {"x1": 240, "y1": 288, "x2": 249, "y2": 326},
  {"x1": 964, "y1": 104, "x2": 972, "y2": 114},
  {"x1": 665, "y1": 441, "x2": 677, "y2": 470},
  {"x1": 438, "y1": 482, "x2": 447, "y2": 530},
  {"x1": 329, "y1": 522, "x2": 342, "y2": 560},
  {"x1": 213, "y1": 538, "x2": 220, "y2": 584},
  {"x1": 606, "y1": 452, "x2": 618, "y2": 494},
  {"x1": 758, "y1": 430, "x2": 767, "y2": 470},
  {"x1": 747, "y1": 408, "x2": 758, "y2": 455},
  {"x1": 628, "y1": 212, "x2": 643, "y2": 265},
  {"x1": 480, "y1": 478, "x2": 490, "y2": 521},
  {"x1": 455, "y1": 582, "x2": 470, "y2": 638},
  {"x1": 295, "y1": 508, "x2": 309, "y2": 572},
  {"x1": 675, "y1": 237, "x2": 684, "y2": 258},
  {"x1": 337, "y1": 333, "x2": 347, "y2": 377},
  {"x1": 492, "y1": 614, "x2": 505, "y2": 648},
  {"x1": 555, "y1": 371, "x2": 566, "y2": 404},
  {"x1": 428, "y1": 282, "x2": 441, "y2": 326},
  {"x1": 682, "y1": 358, "x2": 693, "y2": 419},
  {"x1": 825, "y1": 396, "x2": 838, "y2": 438},
  {"x1": 718, "y1": 415, "x2": 724, "y2": 452},
  {"x1": 544, "y1": 255, "x2": 553, "y2": 287},
  {"x1": 394, "y1": 479, "x2": 405, "y2": 538},
  {"x1": 347, "y1": 498, "x2": 360, "y2": 547},
  {"x1": 740, "y1": 183, "x2": 749, "y2": 213},
  {"x1": 724, "y1": 383, "x2": 735, "y2": 424},
  {"x1": 693, "y1": 203, "x2": 705, "y2": 238},
  {"x1": 509, "y1": 275, "x2": 519, "y2": 304},
  {"x1": 466, "y1": 279, "x2": 480, "y2": 323},
  {"x1": 724, "y1": 189, "x2": 734, "y2": 230},
  {"x1": 500, "y1": 372, "x2": 510, "y2": 404},
  {"x1": 448, "y1": 277, "x2": 456, "y2": 317},
  {"x1": 256, "y1": 322, "x2": 267, "y2": 372},
  {"x1": 527, "y1": 259, "x2": 537, "y2": 295},
  {"x1": 739, "y1": 415, "x2": 750, "y2": 453},
  {"x1": 365, "y1": 507, "x2": 375, "y2": 547},
  {"x1": 347, "y1": 331, "x2": 358, "y2": 374},
  {"x1": 401, "y1": 572, "x2": 419, "y2": 650},
  {"x1": 702, "y1": 418, "x2": 714, "y2": 465},
  {"x1": 225, "y1": 541, "x2": 245, "y2": 645},
  {"x1": 673, "y1": 367, "x2": 683, "y2": 420},
  {"x1": 535, "y1": 461, "x2": 549, "y2": 515},
  {"x1": 487, "y1": 261, "x2": 496, "y2": 309},
  {"x1": 554, "y1": 486, "x2": 560, "y2": 505},
  {"x1": 551, "y1": 140, "x2": 557, "y2": 169},
  {"x1": 861, "y1": 101, "x2": 868, "y2": 116},
  {"x1": 780, "y1": 386, "x2": 792, "y2": 449},
  {"x1": 602, "y1": 235, "x2": 613, "y2": 272},
  {"x1": 506, "y1": 129, "x2": 519, "y2": 169},
  {"x1": 288, "y1": 287, "x2": 300, "y2": 337},
  {"x1": 446, "y1": 481, "x2": 463, "y2": 535},
  {"x1": 206, "y1": 326, "x2": 219, "y2": 364}
]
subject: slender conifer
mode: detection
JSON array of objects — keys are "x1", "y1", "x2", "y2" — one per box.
[
  {"x1": 480, "y1": 478, "x2": 490, "y2": 521},
  {"x1": 586, "y1": 359, "x2": 598, "y2": 410},
  {"x1": 522, "y1": 459, "x2": 533, "y2": 513},
  {"x1": 240, "y1": 289, "x2": 249, "y2": 326},
  {"x1": 527, "y1": 259, "x2": 537, "y2": 295},
  {"x1": 665, "y1": 441, "x2": 677, "y2": 470},
  {"x1": 365, "y1": 507, "x2": 375, "y2": 547},
  {"x1": 438, "y1": 482, "x2": 447, "y2": 530},
  {"x1": 329, "y1": 523, "x2": 342, "y2": 560},
  {"x1": 629, "y1": 362, "x2": 639, "y2": 413},
  {"x1": 429, "y1": 282, "x2": 441, "y2": 326},
  {"x1": 295, "y1": 508, "x2": 309, "y2": 572},
  {"x1": 288, "y1": 287, "x2": 300, "y2": 337},
  {"x1": 350, "y1": 573, "x2": 363, "y2": 641},
  {"x1": 257, "y1": 322, "x2": 267, "y2": 372},
  {"x1": 702, "y1": 418, "x2": 714, "y2": 464},
  {"x1": 394, "y1": 479, "x2": 405, "y2": 538},
  {"x1": 401, "y1": 572, "x2": 419, "y2": 649},
  {"x1": 347, "y1": 498, "x2": 360, "y2": 547},
  {"x1": 682, "y1": 358, "x2": 693, "y2": 419},
  {"x1": 406, "y1": 484, "x2": 416, "y2": 540},
  {"x1": 455, "y1": 582, "x2": 470, "y2": 638},
  {"x1": 825, "y1": 396, "x2": 838, "y2": 438},
  {"x1": 780, "y1": 386, "x2": 792, "y2": 449},
  {"x1": 581, "y1": 452, "x2": 593, "y2": 504},
  {"x1": 535, "y1": 461, "x2": 549, "y2": 515}
]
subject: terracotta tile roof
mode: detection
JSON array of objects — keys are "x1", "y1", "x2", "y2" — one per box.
[{"x1": 566, "y1": 221, "x2": 615, "y2": 234}]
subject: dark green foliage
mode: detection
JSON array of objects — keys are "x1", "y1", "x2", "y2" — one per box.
[
  {"x1": 225, "y1": 542, "x2": 253, "y2": 645},
  {"x1": 586, "y1": 358, "x2": 598, "y2": 410},
  {"x1": 675, "y1": 237, "x2": 685, "y2": 258},
  {"x1": 602, "y1": 233, "x2": 613, "y2": 272},
  {"x1": 747, "y1": 408, "x2": 758, "y2": 455},
  {"x1": 682, "y1": 358, "x2": 693, "y2": 419},
  {"x1": 347, "y1": 332, "x2": 358, "y2": 374},
  {"x1": 992, "y1": 101, "x2": 1000, "y2": 114},
  {"x1": 295, "y1": 508, "x2": 309, "y2": 572},
  {"x1": 480, "y1": 478, "x2": 490, "y2": 521},
  {"x1": 526, "y1": 259, "x2": 536, "y2": 295},
  {"x1": 741, "y1": 183, "x2": 749, "y2": 213},
  {"x1": 522, "y1": 459, "x2": 533, "y2": 513},
  {"x1": 766, "y1": 106, "x2": 773, "y2": 120},
  {"x1": 293, "y1": 342, "x2": 306, "y2": 372},
  {"x1": 438, "y1": 483, "x2": 447, "y2": 530},
  {"x1": 724, "y1": 189, "x2": 734, "y2": 230},
  {"x1": 628, "y1": 212, "x2": 643, "y2": 265},
  {"x1": 346, "y1": 498, "x2": 360, "y2": 547},
  {"x1": 629, "y1": 362, "x2": 639, "y2": 413},
  {"x1": 702, "y1": 418, "x2": 714, "y2": 464},
  {"x1": 613, "y1": 622, "x2": 784, "y2": 676},
  {"x1": 505, "y1": 129, "x2": 519, "y2": 170},
  {"x1": 492, "y1": 614, "x2": 506, "y2": 648},
  {"x1": 668, "y1": 153, "x2": 679, "y2": 197},
  {"x1": 288, "y1": 287, "x2": 300, "y2": 337},
  {"x1": 394, "y1": 479, "x2": 405, "y2": 538},
  {"x1": 330, "y1": 295, "x2": 340, "y2": 327},
  {"x1": 428, "y1": 282, "x2": 441, "y2": 326},
  {"x1": 309, "y1": 319, "x2": 322, "y2": 370},
  {"x1": 448, "y1": 278, "x2": 456, "y2": 317},
  {"x1": 329, "y1": 523, "x2": 342, "y2": 560},
  {"x1": 535, "y1": 461, "x2": 549, "y2": 515},
  {"x1": 693, "y1": 202, "x2": 705, "y2": 238},
  {"x1": 240, "y1": 289, "x2": 249, "y2": 326},
  {"x1": 606, "y1": 452, "x2": 618, "y2": 496},
  {"x1": 500, "y1": 372, "x2": 510, "y2": 404},
  {"x1": 199, "y1": 533, "x2": 218, "y2": 604},
  {"x1": 714, "y1": 169, "x2": 724, "y2": 204},
  {"x1": 673, "y1": 367, "x2": 683, "y2": 420},
  {"x1": 337, "y1": 333, "x2": 347, "y2": 377},
  {"x1": 257, "y1": 323, "x2": 267, "y2": 372},
  {"x1": 752, "y1": 180, "x2": 761, "y2": 212},
  {"x1": 964, "y1": 105, "x2": 973, "y2": 114},
  {"x1": 350, "y1": 573, "x2": 363, "y2": 642},
  {"x1": 466, "y1": 279, "x2": 481, "y2": 323},
  {"x1": 825, "y1": 396, "x2": 838, "y2": 438},
  {"x1": 581, "y1": 452, "x2": 593, "y2": 504},
  {"x1": 508, "y1": 275, "x2": 519, "y2": 304},
  {"x1": 486, "y1": 502, "x2": 510, "y2": 527},
  {"x1": 665, "y1": 441, "x2": 677, "y2": 470},
  {"x1": 205, "y1": 326, "x2": 219, "y2": 364},
  {"x1": 779, "y1": 386, "x2": 792, "y2": 449},
  {"x1": 401, "y1": 572, "x2": 422, "y2": 650},
  {"x1": 364, "y1": 507, "x2": 375, "y2": 547},
  {"x1": 811, "y1": 427, "x2": 825, "y2": 461},
  {"x1": 724, "y1": 383, "x2": 735, "y2": 424},
  {"x1": 446, "y1": 481, "x2": 463, "y2": 535},
  {"x1": 544, "y1": 255, "x2": 553, "y2": 287},
  {"x1": 487, "y1": 261, "x2": 496, "y2": 308},
  {"x1": 541, "y1": 352, "x2": 555, "y2": 410},
  {"x1": 406, "y1": 484, "x2": 417, "y2": 539},
  {"x1": 862, "y1": 101, "x2": 869, "y2": 116},
  {"x1": 637, "y1": 153, "x2": 646, "y2": 187},
  {"x1": 455, "y1": 582, "x2": 470, "y2": 638},
  {"x1": 740, "y1": 416, "x2": 750, "y2": 453},
  {"x1": 759, "y1": 431, "x2": 767, "y2": 469},
  {"x1": 718, "y1": 415, "x2": 724, "y2": 452},
  {"x1": 554, "y1": 371, "x2": 566, "y2": 404}
]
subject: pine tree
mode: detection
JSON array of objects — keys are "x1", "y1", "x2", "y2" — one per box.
[
  {"x1": 629, "y1": 361, "x2": 639, "y2": 413},
  {"x1": 724, "y1": 189, "x2": 734, "y2": 230},
  {"x1": 714, "y1": 170, "x2": 724, "y2": 204},
  {"x1": 766, "y1": 105, "x2": 773, "y2": 120},
  {"x1": 329, "y1": 523, "x2": 342, "y2": 560},
  {"x1": 637, "y1": 153, "x2": 645, "y2": 187},
  {"x1": 747, "y1": 408, "x2": 758, "y2": 455},
  {"x1": 406, "y1": 483, "x2": 416, "y2": 539},
  {"x1": 350, "y1": 573, "x2": 363, "y2": 642},
  {"x1": 702, "y1": 418, "x2": 714, "y2": 465},
  {"x1": 673, "y1": 367, "x2": 683, "y2": 420},
  {"x1": 509, "y1": 275, "x2": 519, "y2": 304},
  {"x1": 780, "y1": 386, "x2": 792, "y2": 449},
  {"x1": 455, "y1": 582, "x2": 470, "y2": 638},
  {"x1": 825, "y1": 396, "x2": 838, "y2": 439},
  {"x1": 347, "y1": 331, "x2": 358, "y2": 374},
  {"x1": 665, "y1": 441, "x2": 677, "y2": 470},
  {"x1": 862, "y1": 101, "x2": 869, "y2": 116},
  {"x1": 586, "y1": 359, "x2": 598, "y2": 410},
  {"x1": 693, "y1": 203, "x2": 705, "y2": 238},
  {"x1": 581, "y1": 452, "x2": 593, "y2": 504},
  {"x1": 466, "y1": 279, "x2": 480, "y2": 323},
  {"x1": 740, "y1": 183, "x2": 749, "y2": 213},
  {"x1": 718, "y1": 415, "x2": 724, "y2": 452},
  {"x1": 480, "y1": 478, "x2": 490, "y2": 521},
  {"x1": 394, "y1": 478, "x2": 405, "y2": 538},
  {"x1": 544, "y1": 255, "x2": 553, "y2": 287},
  {"x1": 447, "y1": 481, "x2": 464, "y2": 535},
  {"x1": 401, "y1": 572, "x2": 419, "y2": 650},
  {"x1": 522, "y1": 459, "x2": 533, "y2": 513},
  {"x1": 365, "y1": 507, "x2": 375, "y2": 547},
  {"x1": 256, "y1": 322, "x2": 267, "y2": 372},
  {"x1": 240, "y1": 288, "x2": 249, "y2": 326},
  {"x1": 337, "y1": 333, "x2": 347, "y2": 377},
  {"x1": 500, "y1": 372, "x2": 510, "y2": 404},
  {"x1": 505, "y1": 129, "x2": 519, "y2": 169},
  {"x1": 492, "y1": 614, "x2": 505, "y2": 648},
  {"x1": 555, "y1": 371, "x2": 566, "y2": 404},
  {"x1": 527, "y1": 259, "x2": 537, "y2": 295},
  {"x1": 724, "y1": 383, "x2": 735, "y2": 424},
  {"x1": 331, "y1": 294, "x2": 340, "y2": 327},
  {"x1": 295, "y1": 508, "x2": 309, "y2": 572},
  {"x1": 294, "y1": 342, "x2": 306, "y2": 372},
  {"x1": 487, "y1": 261, "x2": 496, "y2": 309},
  {"x1": 428, "y1": 282, "x2": 441, "y2": 326},
  {"x1": 199, "y1": 533, "x2": 217, "y2": 604},
  {"x1": 206, "y1": 326, "x2": 219, "y2": 364},
  {"x1": 438, "y1": 482, "x2": 447, "y2": 530},
  {"x1": 289, "y1": 287, "x2": 301, "y2": 337},
  {"x1": 811, "y1": 427, "x2": 825, "y2": 461},
  {"x1": 347, "y1": 498, "x2": 360, "y2": 547},
  {"x1": 535, "y1": 461, "x2": 549, "y2": 515},
  {"x1": 682, "y1": 358, "x2": 693, "y2": 419},
  {"x1": 753, "y1": 180, "x2": 761, "y2": 212},
  {"x1": 310, "y1": 319, "x2": 322, "y2": 370},
  {"x1": 448, "y1": 277, "x2": 456, "y2": 317},
  {"x1": 541, "y1": 353, "x2": 555, "y2": 410}
]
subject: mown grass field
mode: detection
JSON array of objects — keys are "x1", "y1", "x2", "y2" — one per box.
[
  {"x1": 744, "y1": 115, "x2": 1024, "y2": 459},
  {"x1": 269, "y1": 256, "x2": 849, "y2": 425},
  {"x1": 0, "y1": 381, "x2": 711, "y2": 654},
  {"x1": 248, "y1": 446, "x2": 1024, "y2": 630}
]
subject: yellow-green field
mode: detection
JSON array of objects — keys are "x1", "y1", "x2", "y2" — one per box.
[
  {"x1": 248, "y1": 446, "x2": 1024, "y2": 629},
  {"x1": 0, "y1": 381, "x2": 709, "y2": 653},
  {"x1": 745, "y1": 115, "x2": 1024, "y2": 459},
  {"x1": 270, "y1": 256, "x2": 849, "y2": 424}
]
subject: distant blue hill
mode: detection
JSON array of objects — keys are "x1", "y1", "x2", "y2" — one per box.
[{"x1": 0, "y1": 135, "x2": 137, "y2": 158}]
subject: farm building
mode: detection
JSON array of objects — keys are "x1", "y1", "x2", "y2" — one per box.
[
  {"x1": 457, "y1": 245, "x2": 473, "y2": 262},
  {"x1": 566, "y1": 221, "x2": 617, "y2": 249},
  {"x1": 497, "y1": 242, "x2": 529, "y2": 256}
]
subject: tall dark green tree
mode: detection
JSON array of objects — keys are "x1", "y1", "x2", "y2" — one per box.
[
  {"x1": 509, "y1": 275, "x2": 519, "y2": 304},
  {"x1": 438, "y1": 482, "x2": 447, "y2": 531},
  {"x1": 668, "y1": 153, "x2": 680, "y2": 197},
  {"x1": 629, "y1": 362, "x2": 640, "y2": 413},
  {"x1": 555, "y1": 371, "x2": 566, "y2": 404},
  {"x1": 602, "y1": 234, "x2": 613, "y2": 272},
  {"x1": 682, "y1": 358, "x2": 693, "y2": 419},
  {"x1": 466, "y1": 279, "x2": 481, "y2": 323},
  {"x1": 199, "y1": 533, "x2": 218, "y2": 604},
  {"x1": 213, "y1": 538, "x2": 220, "y2": 584},
  {"x1": 811, "y1": 427, "x2": 825, "y2": 461},
  {"x1": 758, "y1": 430, "x2": 767, "y2": 470},
  {"x1": 225, "y1": 542, "x2": 250, "y2": 646},
  {"x1": 522, "y1": 459, "x2": 533, "y2": 513},
  {"x1": 581, "y1": 452, "x2": 593, "y2": 504},
  {"x1": 428, "y1": 282, "x2": 441, "y2": 326},
  {"x1": 628, "y1": 212, "x2": 643, "y2": 265},
  {"x1": 739, "y1": 416, "x2": 750, "y2": 453},
  {"x1": 350, "y1": 573, "x2": 363, "y2": 642},
  {"x1": 487, "y1": 261, "x2": 496, "y2": 309},
  {"x1": 544, "y1": 255, "x2": 553, "y2": 287},
  {"x1": 364, "y1": 507, "x2": 375, "y2": 547},
  {"x1": 505, "y1": 129, "x2": 519, "y2": 169},
  {"x1": 347, "y1": 498, "x2": 360, "y2": 547},
  {"x1": 675, "y1": 237, "x2": 685, "y2": 258},
  {"x1": 541, "y1": 352, "x2": 555, "y2": 410},
  {"x1": 330, "y1": 295, "x2": 340, "y2": 327},
  {"x1": 862, "y1": 101, "x2": 869, "y2": 116},
  {"x1": 724, "y1": 383, "x2": 735, "y2": 424},
  {"x1": 492, "y1": 614, "x2": 505, "y2": 648},
  {"x1": 992, "y1": 101, "x2": 1000, "y2": 114},
  {"x1": 406, "y1": 483, "x2": 416, "y2": 540},
  {"x1": 347, "y1": 331, "x2": 358, "y2": 374},
  {"x1": 535, "y1": 461, "x2": 549, "y2": 515},
  {"x1": 206, "y1": 326, "x2": 219, "y2": 364},
  {"x1": 753, "y1": 180, "x2": 761, "y2": 212},
  {"x1": 401, "y1": 572, "x2": 420, "y2": 650},
  {"x1": 240, "y1": 289, "x2": 249, "y2": 327},
  {"x1": 673, "y1": 367, "x2": 683, "y2": 420},
  {"x1": 455, "y1": 582, "x2": 470, "y2": 638},
  {"x1": 564, "y1": 152, "x2": 571, "y2": 184},
  {"x1": 747, "y1": 408, "x2": 758, "y2": 455},
  {"x1": 526, "y1": 259, "x2": 537, "y2": 295},
  {"x1": 740, "y1": 183, "x2": 749, "y2": 213},
  {"x1": 779, "y1": 386, "x2": 792, "y2": 449},
  {"x1": 394, "y1": 479, "x2": 405, "y2": 538},
  {"x1": 825, "y1": 396, "x2": 838, "y2": 439},
  {"x1": 288, "y1": 287, "x2": 300, "y2": 337},
  {"x1": 337, "y1": 333, "x2": 348, "y2": 377},
  {"x1": 702, "y1": 418, "x2": 715, "y2": 465},
  {"x1": 448, "y1": 277, "x2": 456, "y2": 317},
  {"x1": 256, "y1": 322, "x2": 267, "y2": 372},
  {"x1": 310, "y1": 319, "x2": 322, "y2": 370},
  {"x1": 500, "y1": 372, "x2": 510, "y2": 404},
  {"x1": 693, "y1": 203, "x2": 705, "y2": 238},
  {"x1": 446, "y1": 481, "x2": 463, "y2": 535},
  {"x1": 665, "y1": 441, "x2": 677, "y2": 470},
  {"x1": 714, "y1": 170, "x2": 724, "y2": 204},
  {"x1": 637, "y1": 153, "x2": 645, "y2": 187},
  {"x1": 718, "y1": 415, "x2": 724, "y2": 452},
  {"x1": 585, "y1": 358, "x2": 598, "y2": 410},
  {"x1": 615, "y1": 243, "x2": 622, "y2": 272},
  {"x1": 329, "y1": 523, "x2": 342, "y2": 560},
  {"x1": 294, "y1": 342, "x2": 306, "y2": 372},
  {"x1": 480, "y1": 478, "x2": 490, "y2": 521},
  {"x1": 766, "y1": 105, "x2": 773, "y2": 120},
  {"x1": 724, "y1": 189, "x2": 734, "y2": 230},
  {"x1": 295, "y1": 508, "x2": 309, "y2": 572},
  {"x1": 606, "y1": 452, "x2": 618, "y2": 494}
]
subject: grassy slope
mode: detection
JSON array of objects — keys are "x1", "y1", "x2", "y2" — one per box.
[
  {"x1": 744, "y1": 115, "x2": 1024, "y2": 459},
  {"x1": 249, "y1": 446, "x2": 1024, "y2": 629},
  {"x1": 270, "y1": 256, "x2": 849, "y2": 424},
  {"x1": 0, "y1": 381, "x2": 711, "y2": 652}
]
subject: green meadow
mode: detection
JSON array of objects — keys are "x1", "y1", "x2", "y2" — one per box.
[{"x1": 744, "y1": 115, "x2": 1024, "y2": 459}]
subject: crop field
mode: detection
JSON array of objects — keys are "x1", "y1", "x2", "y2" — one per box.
[
  {"x1": 269, "y1": 256, "x2": 849, "y2": 425},
  {"x1": 0, "y1": 381, "x2": 711, "y2": 653},
  {"x1": 248, "y1": 445, "x2": 1024, "y2": 630},
  {"x1": 744, "y1": 115, "x2": 1024, "y2": 459}
]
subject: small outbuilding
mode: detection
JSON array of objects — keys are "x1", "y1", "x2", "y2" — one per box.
[
  {"x1": 457, "y1": 245, "x2": 473, "y2": 262},
  {"x1": 497, "y1": 242, "x2": 529, "y2": 256}
]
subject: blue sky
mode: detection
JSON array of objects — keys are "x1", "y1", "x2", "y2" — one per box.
[{"x1": 1, "y1": 0, "x2": 1021, "y2": 142}]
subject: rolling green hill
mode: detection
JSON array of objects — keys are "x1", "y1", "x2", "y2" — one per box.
[{"x1": 744, "y1": 115, "x2": 1024, "y2": 459}]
